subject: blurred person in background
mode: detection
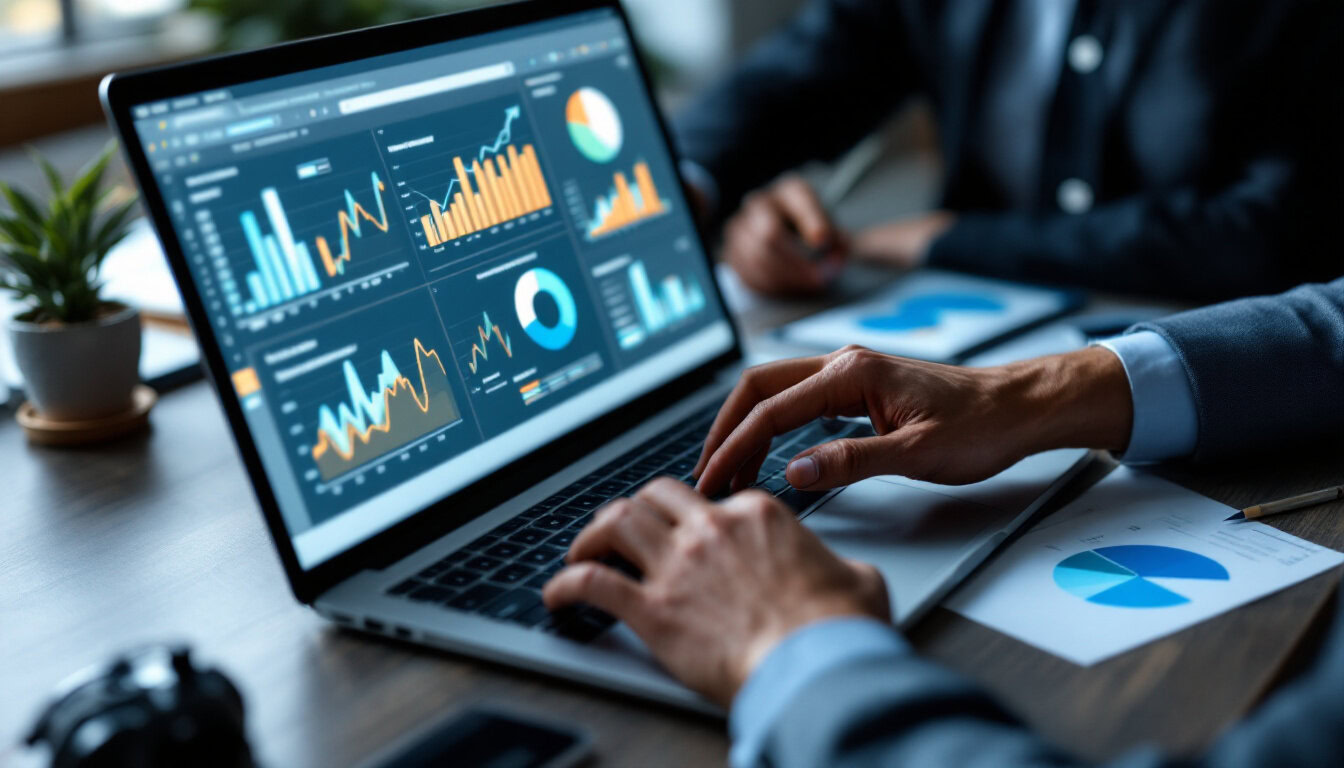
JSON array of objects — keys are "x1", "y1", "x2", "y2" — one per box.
[{"x1": 674, "y1": 0, "x2": 1341, "y2": 300}]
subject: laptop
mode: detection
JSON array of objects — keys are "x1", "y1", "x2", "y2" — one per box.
[{"x1": 101, "y1": 0, "x2": 1088, "y2": 712}]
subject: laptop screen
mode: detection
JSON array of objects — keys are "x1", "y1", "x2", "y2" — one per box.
[{"x1": 128, "y1": 8, "x2": 733, "y2": 569}]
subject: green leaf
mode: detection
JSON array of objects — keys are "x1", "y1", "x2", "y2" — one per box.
[
  {"x1": 0, "y1": 182, "x2": 44, "y2": 225},
  {"x1": 29, "y1": 147, "x2": 66, "y2": 199}
]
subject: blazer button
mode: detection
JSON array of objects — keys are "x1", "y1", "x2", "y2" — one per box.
[
  {"x1": 1068, "y1": 35, "x2": 1104, "y2": 74},
  {"x1": 1057, "y1": 178, "x2": 1094, "y2": 214}
]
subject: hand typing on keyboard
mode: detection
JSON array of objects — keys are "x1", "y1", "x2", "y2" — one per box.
[
  {"x1": 693, "y1": 345, "x2": 1130, "y2": 495},
  {"x1": 542, "y1": 477, "x2": 889, "y2": 707}
]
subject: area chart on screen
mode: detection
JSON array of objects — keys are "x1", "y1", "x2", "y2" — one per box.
[{"x1": 311, "y1": 338, "x2": 463, "y2": 481}]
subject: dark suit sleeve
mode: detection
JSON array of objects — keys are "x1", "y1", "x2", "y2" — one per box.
[
  {"x1": 754, "y1": 593, "x2": 1344, "y2": 768},
  {"x1": 1131, "y1": 278, "x2": 1344, "y2": 463},
  {"x1": 672, "y1": 0, "x2": 914, "y2": 217},
  {"x1": 926, "y1": 157, "x2": 1333, "y2": 301}
]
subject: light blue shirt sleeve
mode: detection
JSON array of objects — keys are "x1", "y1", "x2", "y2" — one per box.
[
  {"x1": 729, "y1": 617, "x2": 910, "y2": 768},
  {"x1": 1096, "y1": 330, "x2": 1199, "y2": 463}
]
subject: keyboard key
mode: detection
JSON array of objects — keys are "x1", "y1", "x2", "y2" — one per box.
[
  {"x1": 558, "y1": 481, "x2": 592, "y2": 497},
  {"x1": 589, "y1": 480, "x2": 628, "y2": 497},
  {"x1": 434, "y1": 569, "x2": 478, "y2": 589},
  {"x1": 387, "y1": 578, "x2": 424, "y2": 596},
  {"x1": 521, "y1": 545, "x2": 566, "y2": 566},
  {"x1": 761, "y1": 457, "x2": 789, "y2": 476},
  {"x1": 565, "y1": 512, "x2": 594, "y2": 530},
  {"x1": 668, "y1": 457, "x2": 697, "y2": 474},
  {"x1": 491, "y1": 563, "x2": 538, "y2": 585},
  {"x1": 531, "y1": 514, "x2": 570, "y2": 532},
  {"x1": 614, "y1": 469, "x2": 648, "y2": 484},
  {"x1": 548, "y1": 530, "x2": 576, "y2": 548},
  {"x1": 778, "y1": 487, "x2": 827, "y2": 513},
  {"x1": 480, "y1": 588, "x2": 544, "y2": 621},
  {"x1": 407, "y1": 585, "x2": 457, "y2": 604},
  {"x1": 484, "y1": 542, "x2": 525, "y2": 559},
  {"x1": 463, "y1": 555, "x2": 504, "y2": 573},
  {"x1": 447, "y1": 584, "x2": 505, "y2": 612},
  {"x1": 534, "y1": 495, "x2": 570, "y2": 509},
  {"x1": 465, "y1": 535, "x2": 500, "y2": 552},
  {"x1": 507, "y1": 528, "x2": 549, "y2": 546},
  {"x1": 493, "y1": 517, "x2": 527, "y2": 534},
  {"x1": 513, "y1": 602, "x2": 554, "y2": 627},
  {"x1": 525, "y1": 571, "x2": 554, "y2": 589},
  {"x1": 761, "y1": 474, "x2": 791, "y2": 494},
  {"x1": 567, "y1": 494, "x2": 607, "y2": 511}
]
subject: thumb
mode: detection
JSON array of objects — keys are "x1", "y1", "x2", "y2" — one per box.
[{"x1": 785, "y1": 434, "x2": 909, "y2": 489}]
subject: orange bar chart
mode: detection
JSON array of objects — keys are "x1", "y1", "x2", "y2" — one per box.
[
  {"x1": 420, "y1": 143, "x2": 553, "y2": 247},
  {"x1": 588, "y1": 161, "x2": 667, "y2": 239}
]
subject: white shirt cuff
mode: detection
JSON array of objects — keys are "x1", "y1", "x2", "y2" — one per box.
[
  {"x1": 728, "y1": 617, "x2": 909, "y2": 768},
  {"x1": 1096, "y1": 331, "x2": 1198, "y2": 463}
]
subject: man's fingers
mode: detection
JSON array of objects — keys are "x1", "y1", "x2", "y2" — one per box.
[
  {"x1": 786, "y1": 432, "x2": 913, "y2": 490},
  {"x1": 735, "y1": 196, "x2": 827, "y2": 292},
  {"x1": 634, "y1": 476, "x2": 713, "y2": 521},
  {"x1": 542, "y1": 562, "x2": 647, "y2": 628},
  {"x1": 773, "y1": 176, "x2": 836, "y2": 249},
  {"x1": 567, "y1": 497, "x2": 671, "y2": 570},
  {"x1": 694, "y1": 356, "x2": 826, "y2": 481},
  {"x1": 699, "y1": 372, "x2": 854, "y2": 494}
]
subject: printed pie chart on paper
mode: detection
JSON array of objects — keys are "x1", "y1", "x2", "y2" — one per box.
[
  {"x1": 566, "y1": 87, "x2": 623, "y2": 163},
  {"x1": 1053, "y1": 545, "x2": 1230, "y2": 608}
]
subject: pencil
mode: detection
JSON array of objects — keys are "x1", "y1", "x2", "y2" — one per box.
[{"x1": 1225, "y1": 485, "x2": 1344, "y2": 521}]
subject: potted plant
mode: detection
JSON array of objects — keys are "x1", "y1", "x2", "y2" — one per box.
[{"x1": 0, "y1": 144, "x2": 141, "y2": 422}]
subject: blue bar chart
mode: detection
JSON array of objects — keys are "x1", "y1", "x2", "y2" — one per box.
[
  {"x1": 241, "y1": 188, "x2": 324, "y2": 312},
  {"x1": 592, "y1": 255, "x2": 707, "y2": 351}
]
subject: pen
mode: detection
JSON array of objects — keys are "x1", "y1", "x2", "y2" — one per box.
[{"x1": 1225, "y1": 485, "x2": 1344, "y2": 521}]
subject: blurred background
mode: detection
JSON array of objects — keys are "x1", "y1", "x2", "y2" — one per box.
[{"x1": 0, "y1": 0, "x2": 935, "y2": 220}]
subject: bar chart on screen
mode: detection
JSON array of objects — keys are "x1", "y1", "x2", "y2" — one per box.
[
  {"x1": 382, "y1": 101, "x2": 558, "y2": 259},
  {"x1": 591, "y1": 254, "x2": 707, "y2": 351},
  {"x1": 566, "y1": 160, "x2": 672, "y2": 241}
]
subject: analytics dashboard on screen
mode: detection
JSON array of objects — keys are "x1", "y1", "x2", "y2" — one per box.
[{"x1": 130, "y1": 9, "x2": 730, "y2": 567}]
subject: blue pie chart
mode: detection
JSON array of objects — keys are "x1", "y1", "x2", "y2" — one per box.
[
  {"x1": 514, "y1": 267, "x2": 577, "y2": 350},
  {"x1": 1053, "y1": 545, "x2": 1229, "y2": 608}
]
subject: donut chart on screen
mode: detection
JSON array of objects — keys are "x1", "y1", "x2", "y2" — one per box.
[
  {"x1": 566, "y1": 87, "x2": 623, "y2": 163},
  {"x1": 514, "y1": 267, "x2": 578, "y2": 350}
]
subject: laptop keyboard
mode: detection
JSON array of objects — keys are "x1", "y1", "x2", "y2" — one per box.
[{"x1": 384, "y1": 403, "x2": 872, "y2": 642}]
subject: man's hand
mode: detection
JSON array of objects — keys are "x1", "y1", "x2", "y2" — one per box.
[
  {"x1": 852, "y1": 211, "x2": 956, "y2": 269},
  {"x1": 695, "y1": 345, "x2": 1133, "y2": 495},
  {"x1": 722, "y1": 175, "x2": 848, "y2": 296},
  {"x1": 542, "y1": 479, "x2": 889, "y2": 707}
]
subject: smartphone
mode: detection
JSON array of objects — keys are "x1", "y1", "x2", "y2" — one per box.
[{"x1": 358, "y1": 707, "x2": 593, "y2": 768}]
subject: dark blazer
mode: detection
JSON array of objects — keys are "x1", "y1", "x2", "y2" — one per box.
[
  {"x1": 674, "y1": 0, "x2": 1342, "y2": 301},
  {"x1": 749, "y1": 278, "x2": 1344, "y2": 766}
]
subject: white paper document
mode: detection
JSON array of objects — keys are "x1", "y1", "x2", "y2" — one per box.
[
  {"x1": 946, "y1": 467, "x2": 1344, "y2": 665},
  {"x1": 778, "y1": 270, "x2": 1077, "y2": 363}
]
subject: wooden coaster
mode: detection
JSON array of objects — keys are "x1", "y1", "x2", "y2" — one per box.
[{"x1": 17, "y1": 385, "x2": 157, "y2": 446}]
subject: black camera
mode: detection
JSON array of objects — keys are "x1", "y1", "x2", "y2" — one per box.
[{"x1": 26, "y1": 644, "x2": 254, "y2": 768}]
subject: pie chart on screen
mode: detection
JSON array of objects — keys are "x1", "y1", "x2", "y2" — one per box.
[
  {"x1": 1053, "y1": 545, "x2": 1229, "y2": 608},
  {"x1": 566, "y1": 87, "x2": 623, "y2": 163}
]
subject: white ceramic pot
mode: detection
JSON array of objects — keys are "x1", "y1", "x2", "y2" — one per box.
[{"x1": 7, "y1": 303, "x2": 141, "y2": 421}]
